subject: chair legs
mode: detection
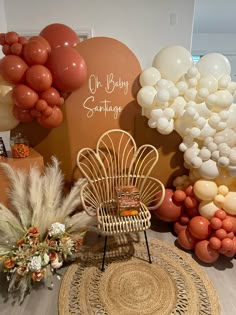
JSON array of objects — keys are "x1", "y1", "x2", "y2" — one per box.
[
  {"x1": 101, "y1": 235, "x2": 108, "y2": 272},
  {"x1": 100, "y1": 231, "x2": 151, "y2": 272},
  {"x1": 144, "y1": 230, "x2": 152, "y2": 264}
]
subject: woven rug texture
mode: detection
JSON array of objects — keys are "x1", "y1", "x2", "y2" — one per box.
[{"x1": 59, "y1": 235, "x2": 220, "y2": 315}]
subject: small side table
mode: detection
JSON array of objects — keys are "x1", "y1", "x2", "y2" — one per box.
[{"x1": 0, "y1": 148, "x2": 44, "y2": 206}]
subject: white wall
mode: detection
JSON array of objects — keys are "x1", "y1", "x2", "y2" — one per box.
[
  {"x1": 3, "y1": 0, "x2": 195, "y2": 70},
  {"x1": 0, "y1": 0, "x2": 7, "y2": 58}
]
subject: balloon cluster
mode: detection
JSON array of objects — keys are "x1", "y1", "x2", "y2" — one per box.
[
  {"x1": 137, "y1": 46, "x2": 236, "y2": 180},
  {"x1": 154, "y1": 180, "x2": 236, "y2": 263},
  {"x1": 0, "y1": 23, "x2": 87, "y2": 130}
]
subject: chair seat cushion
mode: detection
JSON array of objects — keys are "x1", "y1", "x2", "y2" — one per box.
[{"x1": 97, "y1": 201, "x2": 151, "y2": 235}]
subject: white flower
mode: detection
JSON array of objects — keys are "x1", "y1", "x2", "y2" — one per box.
[
  {"x1": 49, "y1": 222, "x2": 65, "y2": 237},
  {"x1": 28, "y1": 256, "x2": 42, "y2": 272},
  {"x1": 51, "y1": 258, "x2": 63, "y2": 269}
]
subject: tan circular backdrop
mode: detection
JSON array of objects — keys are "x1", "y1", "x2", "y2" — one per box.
[{"x1": 58, "y1": 237, "x2": 220, "y2": 315}]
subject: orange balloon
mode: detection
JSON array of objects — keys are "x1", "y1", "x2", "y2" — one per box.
[
  {"x1": 174, "y1": 221, "x2": 187, "y2": 235},
  {"x1": 46, "y1": 46, "x2": 87, "y2": 92},
  {"x1": 23, "y1": 39, "x2": 48, "y2": 65},
  {"x1": 2, "y1": 44, "x2": 11, "y2": 55},
  {"x1": 40, "y1": 87, "x2": 61, "y2": 106},
  {"x1": 173, "y1": 190, "x2": 186, "y2": 202},
  {"x1": 215, "y1": 228, "x2": 227, "y2": 240},
  {"x1": 0, "y1": 33, "x2": 6, "y2": 45},
  {"x1": 210, "y1": 217, "x2": 222, "y2": 230},
  {"x1": 184, "y1": 196, "x2": 198, "y2": 209},
  {"x1": 214, "y1": 209, "x2": 227, "y2": 220},
  {"x1": 209, "y1": 236, "x2": 221, "y2": 250},
  {"x1": 188, "y1": 216, "x2": 211, "y2": 240},
  {"x1": 37, "y1": 106, "x2": 63, "y2": 128},
  {"x1": 194, "y1": 240, "x2": 219, "y2": 263},
  {"x1": 0, "y1": 55, "x2": 28, "y2": 83},
  {"x1": 29, "y1": 36, "x2": 51, "y2": 54},
  {"x1": 13, "y1": 84, "x2": 39, "y2": 109},
  {"x1": 10, "y1": 42, "x2": 23, "y2": 56},
  {"x1": 35, "y1": 99, "x2": 48, "y2": 112},
  {"x1": 178, "y1": 228, "x2": 197, "y2": 250},
  {"x1": 26, "y1": 65, "x2": 52, "y2": 92},
  {"x1": 40, "y1": 23, "x2": 80, "y2": 49},
  {"x1": 221, "y1": 238, "x2": 233, "y2": 251},
  {"x1": 5, "y1": 32, "x2": 19, "y2": 45}
]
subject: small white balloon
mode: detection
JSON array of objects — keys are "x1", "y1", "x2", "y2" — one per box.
[
  {"x1": 137, "y1": 86, "x2": 157, "y2": 108},
  {"x1": 191, "y1": 156, "x2": 203, "y2": 168},
  {"x1": 218, "y1": 156, "x2": 230, "y2": 167},
  {"x1": 156, "y1": 89, "x2": 170, "y2": 103},
  {"x1": 196, "y1": 53, "x2": 231, "y2": 79},
  {"x1": 157, "y1": 117, "x2": 169, "y2": 130},
  {"x1": 198, "y1": 159, "x2": 220, "y2": 179},
  {"x1": 199, "y1": 148, "x2": 211, "y2": 161},
  {"x1": 163, "y1": 107, "x2": 175, "y2": 118}
]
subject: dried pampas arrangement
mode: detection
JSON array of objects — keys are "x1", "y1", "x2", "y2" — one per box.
[{"x1": 0, "y1": 157, "x2": 95, "y2": 303}]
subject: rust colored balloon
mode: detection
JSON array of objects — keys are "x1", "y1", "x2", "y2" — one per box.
[
  {"x1": 0, "y1": 55, "x2": 28, "y2": 83},
  {"x1": 37, "y1": 106, "x2": 63, "y2": 128},
  {"x1": 13, "y1": 84, "x2": 39, "y2": 109},
  {"x1": 26, "y1": 65, "x2": 52, "y2": 92},
  {"x1": 221, "y1": 238, "x2": 234, "y2": 251},
  {"x1": 35, "y1": 99, "x2": 48, "y2": 112},
  {"x1": 29, "y1": 36, "x2": 51, "y2": 54},
  {"x1": 194, "y1": 240, "x2": 220, "y2": 263},
  {"x1": 188, "y1": 216, "x2": 211, "y2": 240},
  {"x1": 154, "y1": 188, "x2": 182, "y2": 222},
  {"x1": 23, "y1": 39, "x2": 48, "y2": 65},
  {"x1": 184, "y1": 196, "x2": 198, "y2": 209},
  {"x1": 40, "y1": 23, "x2": 80, "y2": 49},
  {"x1": 215, "y1": 228, "x2": 227, "y2": 240},
  {"x1": 5, "y1": 32, "x2": 19, "y2": 45},
  {"x1": 209, "y1": 236, "x2": 221, "y2": 250},
  {"x1": 46, "y1": 46, "x2": 87, "y2": 92},
  {"x1": 13, "y1": 105, "x2": 34, "y2": 122},
  {"x1": 10, "y1": 42, "x2": 23, "y2": 56},
  {"x1": 210, "y1": 217, "x2": 222, "y2": 230},
  {"x1": 178, "y1": 228, "x2": 197, "y2": 250},
  {"x1": 0, "y1": 33, "x2": 6, "y2": 45},
  {"x1": 174, "y1": 221, "x2": 187, "y2": 235},
  {"x1": 40, "y1": 87, "x2": 61, "y2": 106}
]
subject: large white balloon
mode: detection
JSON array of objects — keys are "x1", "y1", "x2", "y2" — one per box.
[
  {"x1": 152, "y1": 45, "x2": 193, "y2": 83},
  {"x1": 196, "y1": 53, "x2": 231, "y2": 79}
]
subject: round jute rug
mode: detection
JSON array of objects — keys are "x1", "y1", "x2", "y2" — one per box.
[{"x1": 58, "y1": 236, "x2": 220, "y2": 315}]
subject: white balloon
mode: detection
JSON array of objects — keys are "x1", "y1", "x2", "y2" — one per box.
[
  {"x1": 196, "y1": 53, "x2": 231, "y2": 79},
  {"x1": 148, "y1": 118, "x2": 157, "y2": 128},
  {"x1": 199, "y1": 201, "x2": 219, "y2": 219},
  {"x1": 137, "y1": 86, "x2": 157, "y2": 108},
  {"x1": 198, "y1": 159, "x2": 220, "y2": 179},
  {"x1": 152, "y1": 45, "x2": 193, "y2": 83},
  {"x1": 198, "y1": 74, "x2": 218, "y2": 93},
  {"x1": 156, "y1": 89, "x2": 170, "y2": 103},
  {"x1": 139, "y1": 67, "x2": 161, "y2": 87}
]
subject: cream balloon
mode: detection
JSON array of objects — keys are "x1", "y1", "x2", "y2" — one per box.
[
  {"x1": 137, "y1": 86, "x2": 157, "y2": 108},
  {"x1": 196, "y1": 53, "x2": 231, "y2": 79},
  {"x1": 193, "y1": 179, "x2": 218, "y2": 201},
  {"x1": 139, "y1": 67, "x2": 161, "y2": 87},
  {"x1": 223, "y1": 192, "x2": 236, "y2": 215},
  {"x1": 152, "y1": 45, "x2": 193, "y2": 83},
  {"x1": 0, "y1": 101, "x2": 20, "y2": 131},
  {"x1": 199, "y1": 200, "x2": 219, "y2": 219}
]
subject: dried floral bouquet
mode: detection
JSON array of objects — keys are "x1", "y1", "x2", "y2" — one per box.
[{"x1": 0, "y1": 157, "x2": 93, "y2": 303}]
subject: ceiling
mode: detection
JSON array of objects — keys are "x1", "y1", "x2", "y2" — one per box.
[{"x1": 193, "y1": 0, "x2": 236, "y2": 34}]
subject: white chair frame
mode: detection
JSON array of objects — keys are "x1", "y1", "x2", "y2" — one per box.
[{"x1": 77, "y1": 129, "x2": 165, "y2": 270}]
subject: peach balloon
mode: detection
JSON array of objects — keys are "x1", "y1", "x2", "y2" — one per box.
[
  {"x1": 194, "y1": 240, "x2": 220, "y2": 263},
  {"x1": 209, "y1": 237, "x2": 221, "y2": 250},
  {"x1": 193, "y1": 179, "x2": 218, "y2": 201},
  {"x1": 173, "y1": 190, "x2": 186, "y2": 202},
  {"x1": 174, "y1": 221, "x2": 187, "y2": 235},
  {"x1": 199, "y1": 200, "x2": 219, "y2": 219}
]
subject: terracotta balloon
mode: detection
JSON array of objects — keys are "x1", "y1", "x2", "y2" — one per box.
[
  {"x1": 40, "y1": 87, "x2": 61, "y2": 106},
  {"x1": 46, "y1": 46, "x2": 87, "y2": 92},
  {"x1": 40, "y1": 23, "x2": 80, "y2": 49},
  {"x1": 209, "y1": 236, "x2": 221, "y2": 250},
  {"x1": 37, "y1": 106, "x2": 63, "y2": 128},
  {"x1": 188, "y1": 216, "x2": 211, "y2": 239},
  {"x1": 2, "y1": 45, "x2": 11, "y2": 56},
  {"x1": 154, "y1": 189, "x2": 182, "y2": 222},
  {"x1": 23, "y1": 39, "x2": 48, "y2": 66},
  {"x1": 35, "y1": 99, "x2": 48, "y2": 112},
  {"x1": 5, "y1": 32, "x2": 19, "y2": 45},
  {"x1": 29, "y1": 36, "x2": 51, "y2": 54},
  {"x1": 10, "y1": 42, "x2": 23, "y2": 56},
  {"x1": 194, "y1": 240, "x2": 220, "y2": 263},
  {"x1": 13, "y1": 84, "x2": 39, "y2": 109},
  {"x1": 178, "y1": 228, "x2": 197, "y2": 250},
  {"x1": 174, "y1": 221, "x2": 187, "y2": 235},
  {"x1": 13, "y1": 105, "x2": 34, "y2": 122},
  {"x1": 173, "y1": 190, "x2": 186, "y2": 202},
  {"x1": 26, "y1": 65, "x2": 52, "y2": 92},
  {"x1": 0, "y1": 55, "x2": 28, "y2": 84}
]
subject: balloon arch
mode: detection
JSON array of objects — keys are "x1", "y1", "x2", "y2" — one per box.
[{"x1": 137, "y1": 45, "x2": 236, "y2": 263}]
